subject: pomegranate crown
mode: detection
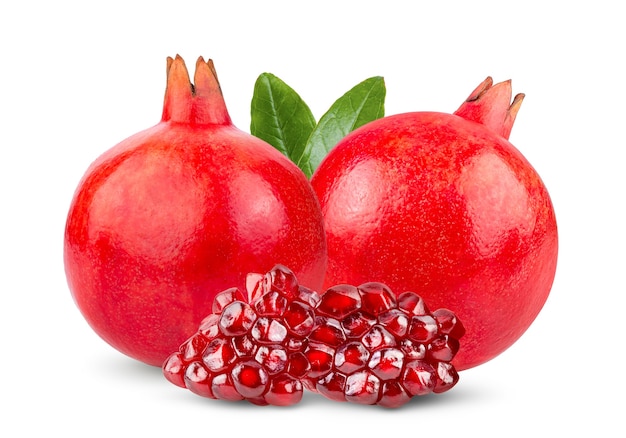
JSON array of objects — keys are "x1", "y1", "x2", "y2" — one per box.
[
  {"x1": 161, "y1": 55, "x2": 232, "y2": 126},
  {"x1": 454, "y1": 77, "x2": 524, "y2": 140}
]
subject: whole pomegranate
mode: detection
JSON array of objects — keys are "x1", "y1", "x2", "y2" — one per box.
[
  {"x1": 64, "y1": 56, "x2": 327, "y2": 367},
  {"x1": 310, "y1": 77, "x2": 558, "y2": 371}
]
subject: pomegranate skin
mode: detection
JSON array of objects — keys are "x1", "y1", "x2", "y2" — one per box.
[
  {"x1": 310, "y1": 110, "x2": 558, "y2": 371},
  {"x1": 64, "y1": 57, "x2": 327, "y2": 367}
]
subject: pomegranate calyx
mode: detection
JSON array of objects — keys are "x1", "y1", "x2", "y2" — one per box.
[
  {"x1": 162, "y1": 55, "x2": 232, "y2": 126},
  {"x1": 453, "y1": 76, "x2": 524, "y2": 140}
]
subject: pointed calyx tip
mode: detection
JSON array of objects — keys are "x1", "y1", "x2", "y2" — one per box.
[
  {"x1": 454, "y1": 77, "x2": 523, "y2": 140},
  {"x1": 162, "y1": 55, "x2": 231, "y2": 126}
]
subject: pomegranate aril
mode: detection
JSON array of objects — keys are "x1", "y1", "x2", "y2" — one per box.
[
  {"x1": 254, "y1": 345, "x2": 288, "y2": 374},
  {"x1": 287, "y1": 352, "x2": 310, "y2": 378},
  {"x1": 232, "y1": 360, "x2": 269, "y2": 398},
  {"x1": 434, "y1": 362, "x2": 460, "y2": 393},
  {"x1": 361, "y1": 325, "x2": 396, "y2": 350},
  {"x1": 316, "y1": 372, "x2": 346, "y2": 402},
  {"x1": 401, "y1": 360, "x2": 437, "y2": 396},
  {"x1": 211, "y1": 373, "x2": 244, "y2": 401},
  {"x1": 345, "y1": 370, "x2": 381, "y2": 404},
  {"x1": 428, "y1": 335, "x2": 460, "y2": 362},
  {"x1": 203, "y1": 338, "x2": 237, "y2": 372},
  {"x1": 433, "y1": 308, "x2": 466, "y2": 339},
  {"x1": 198, "y1": 314, "x2": 220, "y2": 339},
  {"x1": 213, "y1": 287, "x2": 246, "y2": 313},
  {"x1": 334, "y1": 341, "x2": 369, "y2": 374},
  {"x1": 367, "y1": 348, "x2": 405, "y2": 380},
  {"x1": 283, "y1": 301, "x2": 315, "y2": 336},
  {"x1": 305, "y1": 342, "x2": 335, "y2": 378},
  {"x1": 316, "y1": 284, "x2": 361, "y2": 318},
  {"x1": 264, "y1": 374, "x2": 304, "y2": 406},
  {"x1": 358, "y1": 282, "x2": 396, "y2": 316},
  {"x1": 219, "y1": 301, "x2": 257, "y2": 336},
  {"x1": 379, "y1": 381, "x2": 411, "y2": 409},
  {"x1": 400, "y1": 339, "x2": 427, "y2": 360},
  {"x1": 180, "y1": 334, "x2": 208, "y2": 361},
  {"x1": 254, "y1": 291, "x2": 287, "y2": 316},
  {"x1": 397, "y1": 291, "x2": 430, "y2": 316},
  {"x1": 378, "y1": 308, "x2": 410, "y2": 337},
  {"x1": 342, "y1": 311, "x2": 376, "y2": 337},
  {"x1": 163, "y1": 353, "x2": 186, "y2": 388},
  {"x1": 251, "y1": 317, "x2": 288, "y2": 344},
  {"x1": 408, "y1": 314, "x2": 438, "y2": 343},
  {"x1": 184, "y1": 361, "x2": 215, "y2": 399},
  {"x1": 310, "y1": 317, "x2": 346, "y2": 346}
]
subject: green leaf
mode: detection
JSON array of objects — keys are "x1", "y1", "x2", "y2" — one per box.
[
  {"x1": 298, "y1": 76, "x2": 386, "y2": 177},
  {"x1": 250, "y1": 73, "x2": 316, "y2": 164}
]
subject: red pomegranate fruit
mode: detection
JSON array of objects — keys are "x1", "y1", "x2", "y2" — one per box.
[
  {"x1": 64, "y1": 56, "x2": 327, "y2": 367},
  {"x1": 310, "y1": 77, "x2": 558, "y2": 371}
]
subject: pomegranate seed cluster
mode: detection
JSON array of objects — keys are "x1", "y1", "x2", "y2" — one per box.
[
  {"x1": 162, "y1": 265, "x2": 320, "y2": 406},
  {"x1": 163, "y1": 266, "x2": 464, "y2": 408},
  {"x1": 304, "y1": 282, "x2": 465, "y2": 408}
]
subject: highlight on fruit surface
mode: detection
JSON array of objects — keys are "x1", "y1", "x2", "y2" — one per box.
[
  {"x1": 64, "y1": 56, "x2": 327, "y2": 367},
  {"x1": 310, "y1": 76, "x2": 558, "y2": 371}
]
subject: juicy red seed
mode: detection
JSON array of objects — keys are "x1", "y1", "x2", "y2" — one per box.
[
  {"x1": 361, "y1": 325, "x2": 396, "y2": 350},
  {"x1": 203, "y1": 338, "x2": 237, "y2": 372},
  {"x1": 402, "y1": 360, "x2": 436, "y2": 396},
  {"x1": 316, "y1": 284, "x2": 362, "y2": 318},
  {"x1": 378, "y1": 308, "x2": 410, "y2": 337},
  {"x1": 264, "y1": 374, "x2": 303, "y2": 406},
  {"x1": 265, "y1": 264, "x2": 299, "y2": 296},
  {"x1": 184, "y1": 361, "x2": 215, "y2": 399},
  {"x1": 219, "y1": 301, "x2": 257, "y2": 336},
  {"x1": 428, "y1": 335, "x2": 460, "y2": 362},
  {"x1": 345, "y1": 370, "x2": 381, "y2": 405},
  {"x1": 287, "y1": 352, "x2": 310, "y2": 378},
  {"x1": 316, "y1": 372, "x2": 347, "y2": 402},
  {"x1": 246, "y1": 272, "x2": 265, "y2": 303},
  {"x1": 397, "y1": 291, "x2": 430, "y2": 316},
  {"x1": 198, "y1": 314, "x2": 220, "y2": 339},
  {"x1": 211, "y1": 373, "x2": 244, "y2": 401},
  {"x1": 408, "y1": 314, "x2": 439, "y2": 343},
  {"x1": 180, "y1": 334, "x2": 208, "y2": 361},
  {"x1": 254, "y1": 346, "x2": 288, "y2": 375},
  {"x1": 231, "y1": 360, "x2": 269, "y2": 398},
  {"x1": 368, "y1": 348, "x2": 405, "y2": 380},
  {"x1": 283, "y1": 301, "x2": 315, "y2": 336},
  {"x1": 379, "y1": 381, "x2": 411, "y2": 409},
  {"x1": 286, "y1": 337, "x2": 304, "y2": 351},
  {"x1": 310, "y1": 317, "x2": 346, "y2": 347},
  {"x1": 434, "y1": 362, "x2": 460, "y2": 394},
  {"x1": 232, "y1": 335, "x2": 256, "y2": 357},
  {"x1": 251, "y1": 317, "x2": 288, "y2": 344},
  {"x1": 334, "y1": 341, "x2": 370, "y2": 374},
  {"x1": 254, "y1": 291, "x2": 288, "y2": 316},
  {"x1": 295, "y1": 286, "x2": 321, "y2": 308},
  {"x1": 357, "y1": 282, "x2": 396, "y2": 316},
  {"x1": 213, "y1": 287, "x2": 246, "y2": 313},
  {"x1": 342, "y1": 311, "x2": 376, "y2": 338},
  {"x1": 162, "y1": 353, "x2": 186, "y2": 388},
  {"x1": 432, "y1": 308, "x2": 466, "y2": 339},
  {"x1": 305, "y1": 343, "x2": 335, "y2": 378},
  {"x1": 400, "y1": 339, "x2": 427, "y2": 360}
]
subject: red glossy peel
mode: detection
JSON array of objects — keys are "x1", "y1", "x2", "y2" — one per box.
[
  {"x1": 64, "y1": 56, "x2": 327, "y2": 366},
  {"x1": 310, "y1": 78, "x2": 557, "y2": 371}
]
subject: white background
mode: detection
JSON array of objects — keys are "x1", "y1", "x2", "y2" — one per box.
[{"x1": 1, "y1": 1, "x2": 623, "y2": 436}]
